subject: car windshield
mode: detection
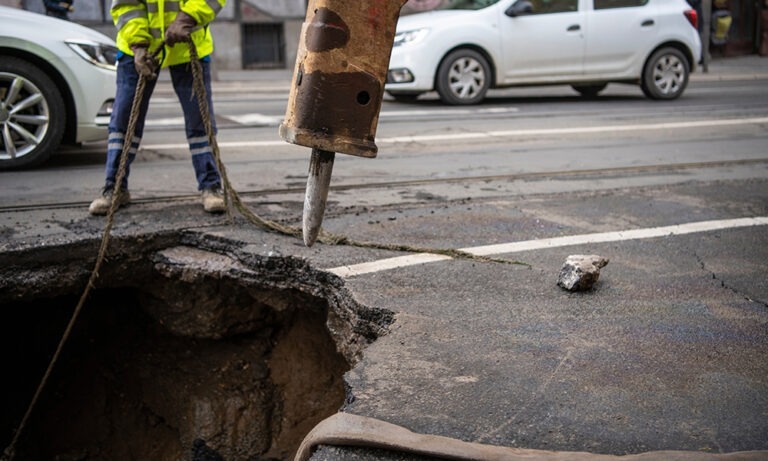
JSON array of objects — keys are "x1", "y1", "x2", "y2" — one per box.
[{"x1": 437, "y1": 0, "x2": 501, "y2": 10}]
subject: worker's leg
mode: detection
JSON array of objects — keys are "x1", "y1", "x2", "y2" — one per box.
[
  {"x1": 169, "y1": 59, "x2": 221, "y2": 190},
  {"x1": 90, "y1": 54, "x2": 156, "y2": 215},
  {"x1": 169, "y1": 59, "x2": 225, "y2": 213},
  {"x1": 105, "y1": 54, "x2": 157, "y2": 190}
]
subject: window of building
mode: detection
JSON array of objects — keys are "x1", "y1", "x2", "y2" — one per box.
[{"x1": 242, "y1": 23, "x2": 285, "y2": 69}]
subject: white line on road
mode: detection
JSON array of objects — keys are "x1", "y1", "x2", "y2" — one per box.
[
  {"x1": 379, "y1": 117, "x2": 768, "y2": 144},
  {"x1": 326, "y1": 217, "x2": 768, "y2": 278},
  {"x1": 140, "y1": 116, "x2": 768, "y2": 151},
  {"x1": 379, "y1": 107, "x2": 519, "y2": 117},
  {"x1": 329, "y1": 253, "x2": 453, "y2": 278},
  {"x1": 146, "y1": 116, "x2": 186, "y2": 126},
  {"x1": 225, "y1": 113, "x2": 283, "y2": 126},
  {"x1": 143, "y1": 107, "x2": 519, "y2": 129}
]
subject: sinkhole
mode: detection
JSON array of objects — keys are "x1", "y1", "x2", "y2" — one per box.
[{"x1": 0, "y1": 239, "x2": 392, "y2": 461}]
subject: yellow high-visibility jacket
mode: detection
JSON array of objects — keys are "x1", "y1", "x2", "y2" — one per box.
[{"x1": 111, "y1": 0, "x2": 225, "y2": 67}]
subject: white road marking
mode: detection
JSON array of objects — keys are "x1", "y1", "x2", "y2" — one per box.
[
  {"x1": 326, "y1": 217, "x2": 768, "y2": 278},
  {"x1": 140, "y1": 116, "x2": 768, "y2": 151},
  {"x1": 226, "y1": 113, "x2": 283, "y2": 126},
  {"x1": 141, "y1": 139, "x2": 283, "y2": 150},
  {"x1": 144, "y1": 107, "x2": 518, "y2": 128},
  {"x1": 379, "y1": 117, "x2": 768, "y2": 144},
  {"x1": 328, "y1": 253, "x2": 453, "y2": 278},
  {"x1": 379, "y1": 107, "x2": 519, "y2": 117},
  {"x1": 146, "y1": 116, "x2": 186, "y2": 126}
]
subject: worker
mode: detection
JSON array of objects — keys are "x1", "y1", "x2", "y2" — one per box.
[
  {"x1": 43, "y1": 0, "x2": 74, "y2": 20},
  {"x1": 89, "y1": 0, "x2": 227, "y2": 216}
]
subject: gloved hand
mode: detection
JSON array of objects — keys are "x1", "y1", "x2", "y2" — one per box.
[
  {"x1": 165, "y1": 12, "x2": 197, "y2": 46},
  {"x1": 131, "y1": 44, "x2": 158, "y2": 80}
]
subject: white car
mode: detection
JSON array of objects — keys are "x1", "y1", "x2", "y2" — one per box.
[
  {"x1": 387, "y1": 0, "x2": 702, "y2": 104},
  {"x1": 0, "y1": 6, "x2": 117, "y2": 169}
]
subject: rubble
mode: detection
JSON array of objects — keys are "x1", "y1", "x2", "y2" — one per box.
[{"x1": 557, "y1": 254, "x2": 609, "y2": 292}]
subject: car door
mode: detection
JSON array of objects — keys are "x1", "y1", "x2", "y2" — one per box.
[
  {"x1": 499, "y1": 0, "x2": 585, "y2": 81},
  {"x1": 583, "y1": 0, "x2": 659, "y2": 76}
]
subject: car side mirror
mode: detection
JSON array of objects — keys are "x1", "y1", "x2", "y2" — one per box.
[{"x1": 505, "y1": 0, "x2": 533, "y2": 17}]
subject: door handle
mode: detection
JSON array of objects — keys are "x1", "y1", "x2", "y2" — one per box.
[
  {"x1": 567, "y1": 24, "x2": 581, "y2": 31},
  {"x1": 642, "y1": 19, "x2": 655, "y2": 27}
]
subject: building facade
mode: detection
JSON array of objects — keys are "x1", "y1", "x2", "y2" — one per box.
[
  {"x1": 18, "y1": 0, "x2": 307, "y2": 70},
  {"x1": 712, "y1": 0, "x2": 766, "y2": 56},
  {"x1": 12, "y1": 0, "x2": 765, "y2": 69}
]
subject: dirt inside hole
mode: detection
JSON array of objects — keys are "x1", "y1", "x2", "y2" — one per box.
[{"x1": 1, "y1": 284, "x2": 350, "y2": 461}]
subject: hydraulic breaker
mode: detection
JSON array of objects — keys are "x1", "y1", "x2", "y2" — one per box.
[{"x1": 279, "y1": 0, "x2": 408, "y2": 246}]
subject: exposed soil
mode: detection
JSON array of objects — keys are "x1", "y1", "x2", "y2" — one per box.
[{"x1": 0, "y1": 237, "x2": 392, "y2": 461}]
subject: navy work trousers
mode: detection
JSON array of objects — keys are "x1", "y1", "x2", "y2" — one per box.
[{"x1": 105, "y1": 54, "x2": 221, "y2": 191}]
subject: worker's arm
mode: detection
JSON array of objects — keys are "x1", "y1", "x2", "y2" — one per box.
[{"x1": 111, "y1": 0, "x2": 153, "y2": 51}]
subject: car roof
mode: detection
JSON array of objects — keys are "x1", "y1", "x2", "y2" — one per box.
[{"x1": 0, "y1": 5, "x2": 114, "y2": 44}]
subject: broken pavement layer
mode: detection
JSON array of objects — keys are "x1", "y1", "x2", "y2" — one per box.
[{"x1": 1, "y1": 178, "x2": 767, "y2": 459}]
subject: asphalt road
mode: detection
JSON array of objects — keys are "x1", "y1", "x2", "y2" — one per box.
[
  {"x1": 1, "y1": 67, "x2": 767, "y2": 459},
  {"x1": 1, "y1": 74, "x2": 767, "y2": 208}
]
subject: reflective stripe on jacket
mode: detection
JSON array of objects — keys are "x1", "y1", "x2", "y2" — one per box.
[{"x1": 111, "y1": 0, "x2": 224, "y2": 67}]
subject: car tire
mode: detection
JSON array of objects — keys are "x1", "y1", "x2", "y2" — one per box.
[
  {"x1": 436, "y1": 49, "x2": 491, "y2": 105},
  {"x1": 572, "y1": 83, "x2": 607, "y2": 98},
  {"x1": 387, "y1": 91, "x2": 423, "y2": 103},
  {"x1": 0, "y1": 56, "x2": 65, "y2": 170},
  {"x1": 641, "y1": 47, "x2": 690, "y2": 100}
]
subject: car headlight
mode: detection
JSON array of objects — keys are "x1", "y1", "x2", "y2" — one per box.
[
  {"x1": 66, "y1": 40, "x2": 118, "y2": 71},
  {"x1": 393, "y1": 28, "x2": 429, "y2": 47}
]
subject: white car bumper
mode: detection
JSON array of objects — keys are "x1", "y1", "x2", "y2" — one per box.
[{"x1": 386, "y1": 42, "x2": 442, "y2": 92}]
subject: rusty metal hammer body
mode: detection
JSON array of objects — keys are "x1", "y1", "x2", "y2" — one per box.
[{"x1": 279, "y1": 0, "x2": 408, "y2": 246}]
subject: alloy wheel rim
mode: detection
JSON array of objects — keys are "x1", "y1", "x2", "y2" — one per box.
[
  {"x1": 448, "y1": 57, "x2": 485, "y2": 100},
  {"x1": 652, "y1": 54, "x2": 684, "y2": 96},
  {"x1": 0, "y1": 72, "x2": 50, "y2": 161}
]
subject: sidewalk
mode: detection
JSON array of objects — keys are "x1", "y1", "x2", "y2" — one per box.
[{"x1": 692, "y1": 54, "x2": 768, "y2": 81}]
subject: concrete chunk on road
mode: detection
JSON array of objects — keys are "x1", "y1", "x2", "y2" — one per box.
[{"x1": 557, "y1": 254, "x2": 610, "y2": 292}]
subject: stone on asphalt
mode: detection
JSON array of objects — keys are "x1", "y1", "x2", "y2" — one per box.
[{"x1": 557, "y1": 254, "x2": 609, "y2": 291}]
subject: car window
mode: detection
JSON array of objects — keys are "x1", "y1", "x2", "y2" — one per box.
[
  {"x1": 594, "y1": 0, "x2": 648, "y2": 10},
  {"x1": 525, "y1": 0, "x2": 578, "y2": 14},
  {"x1": 438, "y1": 0, "x2": 502, "y2": 10}
]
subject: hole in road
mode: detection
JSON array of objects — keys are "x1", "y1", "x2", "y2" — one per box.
[{"x1": 1, "y1": 243, "x2": 390, "y2": 460}]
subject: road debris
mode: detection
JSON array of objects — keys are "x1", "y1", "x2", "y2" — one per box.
[{"x1": 557, "y1": 254, "x2": 609, "y2": 292}]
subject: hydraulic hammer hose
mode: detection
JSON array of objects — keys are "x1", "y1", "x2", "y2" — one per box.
[{"x1": 295, "y1": 413, "x2": 768, "y2": 461}]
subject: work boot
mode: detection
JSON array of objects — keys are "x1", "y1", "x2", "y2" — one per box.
[
  {"x1": 89, "y1": 186, "x2": 130, "y2": 216},
  {"x1": 201, "y1": 187, "x2": 226, "y2": 213}
]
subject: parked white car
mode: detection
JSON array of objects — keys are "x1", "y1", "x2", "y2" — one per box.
[
  {"x1": 0, "y1": 6, "x2": 117, "y2": 169},
  {"x1": 387, "y1": 0, "x2": 702, "y2": 104}
]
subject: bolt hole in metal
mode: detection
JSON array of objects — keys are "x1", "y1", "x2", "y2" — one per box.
[
  {"x1": 356, "y1": 90, "x2": 371, "y2": 106},
  {"x1": 0, "y1": 245, "x2": 383, "y2": 461}
]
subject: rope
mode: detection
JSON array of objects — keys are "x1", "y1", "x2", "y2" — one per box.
[
  {"x1": 186, "y1": 45, "x2": 525, "y2": 267},
  {"x1": 1, "y1": 40, "x2": 525, "y2": 461},
  {"x1": 1, "y1": 62, "x2": 147, "y2": 461}
]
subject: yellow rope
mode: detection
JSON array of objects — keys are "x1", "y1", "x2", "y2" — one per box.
[
  {"x1": 1, "y1": 67, "x2": 147, "y2": 461},
  {"x1": 1, "y1": 41, "x2": 525, "y2": 461},
  {"x1": 186, "y1": 45, "x2": 526, "y2": 267}
]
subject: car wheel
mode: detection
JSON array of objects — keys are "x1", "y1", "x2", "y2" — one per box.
[
  {"x1": 641, "y1": 47, "x2": 689, "y2": 100},
  {"x1": 436, "y1": 49, "x2": 491, "y2": 105},
  {"x1": 0, "y1": 57, "x2": 65, "y2": 170},
  {"x1": 387, "y1": 91, "x2": 423, "y2": 103},
  {"x1": 572, "y1": 83, "x2": 607, "y2": 98}
]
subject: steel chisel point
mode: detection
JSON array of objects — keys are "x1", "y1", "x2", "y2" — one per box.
[{"x1": 303, "y1": 148, "x2": 335, "y2": 247}]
